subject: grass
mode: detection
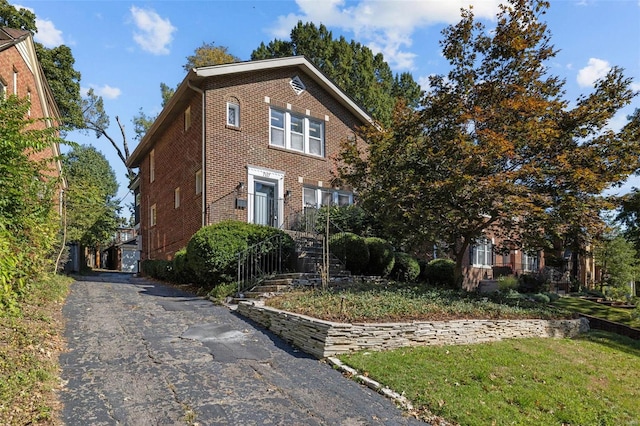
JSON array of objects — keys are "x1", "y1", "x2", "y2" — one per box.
[
  {"x1": 552, "y1": 296, "x2": 640, "y2": 329},
  {"x1": 0, "y1": 274, "x2": 72, "y2": 426},
  {"x1": 266, "y1": 282, "x2": 572, "y2": 323},
  {"x1": 338, "y1": 331, "x2": 640, "y2": 425}
]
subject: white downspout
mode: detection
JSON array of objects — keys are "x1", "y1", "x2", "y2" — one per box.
[{"x1": 187, "y1": 78, "x2": 206, "y2": 227}]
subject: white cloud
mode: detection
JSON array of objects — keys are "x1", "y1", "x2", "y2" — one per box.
[
  {"x1": 576, "y1": 58, "x2": 611, "y2": 88},
  {"x1": 34, "y1": 18, "x2": 64, "y2": 47},
  {"x1": 130, "y1": 6, "x2": 176, "y2": 55},
  {"x1": 271, "y1": 0, "x2": 502, "y2": 70},
  {"x1": 81, "y1": 84, "x2": 122, "y2": 100},
  {"x1": 13, "y1": 4, "x2": 64, "y2": 47}
]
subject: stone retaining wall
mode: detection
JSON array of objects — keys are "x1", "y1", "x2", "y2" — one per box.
[{"x1": 237, "y1": 301, "x2": 590, "y2": 359}]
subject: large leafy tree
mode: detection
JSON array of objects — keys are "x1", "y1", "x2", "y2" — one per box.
[
  {"x1": 252, "y1": 21, "x2": 422, "y2": 127},
  {"x1": 63, "y1": 145, "x2": 120, "y2": 257},
  {"x1": 337, "y1": 0, "x2": 640, "y2": 285},
  {"x1": 0, "y1": 1, "x2": 83, "y2": 129}
]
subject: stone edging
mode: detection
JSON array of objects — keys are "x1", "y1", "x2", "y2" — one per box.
[{"x1": 236, "y1": 301, "x2": 590, "y2": 358}]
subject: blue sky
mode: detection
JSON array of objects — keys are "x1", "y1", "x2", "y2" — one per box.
[{"x1": 13, "y1": 0, "x2": 640, "y2": 210}]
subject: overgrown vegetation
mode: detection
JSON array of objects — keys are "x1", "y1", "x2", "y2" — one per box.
[
  {"x1": 0, "y1": 95, "x2": 65, "y2": 313},
  {"x1": 265, "y1": 282, "x2": 571, "y2": 323},
  {"x1": 0, "y1": 274, "x2": 72, "y2": 425},
  {"x1": 338, "y1": 331, "x2": 640, "y2": 425}
]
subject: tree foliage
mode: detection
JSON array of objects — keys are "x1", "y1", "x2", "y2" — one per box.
[
  {"x1": 62, "y1": 145, "x2": 120, "y2": 250},
  {"x1": 183, "y1": 41, "x2": 240, "y2": 71},
  {"x1": 594, "y1": 232, "x2": 638, "y2": 299},
  {"x1": 337, "y1": 0, "x2": 640, "y2": 285},
  {"x1": 0, "y1": 95, "x2": 63, "y2": 311},
  {"x1": 1, "y1": 1, "x2": 83, "y2": 129},
  {"x1": 251, "y1": 21, "x2": 422, "y2": 126}
]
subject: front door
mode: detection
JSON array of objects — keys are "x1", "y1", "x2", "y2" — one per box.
[{"x1": 254, "y1": 180, "x2": 277, "y2": 227}]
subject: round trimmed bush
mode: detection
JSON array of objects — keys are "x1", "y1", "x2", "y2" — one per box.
[
  {"x1": 391, "y1": 252, "x2": 420, "y2": 282},
  {"x1": 364, "y1": 237, "x2": 395, "y2": 277},
  {"x1": 329, "y1": 232, "x2": 369, "y2": 275},
  {"x1": 186, "y1": 220, "x2": 294, "y2": 286},
  {"x1": 423, "y1": 258, "x2": 456, "y2": 288}
]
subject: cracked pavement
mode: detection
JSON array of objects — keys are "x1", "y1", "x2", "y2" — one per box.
[{"x1": 59, "y1": 272, "x2": 425, "y2": 425}]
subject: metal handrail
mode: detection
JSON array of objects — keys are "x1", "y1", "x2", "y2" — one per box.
[{"x1": 236, "y1": 233, "x2": 283, "y2": 294}]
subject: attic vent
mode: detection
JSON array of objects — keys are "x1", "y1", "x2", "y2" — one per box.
[{"x1": 290, "y1": 76, "x2": 306, "y2": 95}]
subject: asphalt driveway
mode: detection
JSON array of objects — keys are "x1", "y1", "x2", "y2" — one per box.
[{"x1": 59, "y1": 272, "x2": 425, "y2": 425}]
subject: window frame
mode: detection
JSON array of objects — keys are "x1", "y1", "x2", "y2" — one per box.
[
  {"x1": 184, "y1": 106, "x2": 191, "y2": 131},
  {"x1": 195, "y1": 169, "x2": 202, "y2": 195},
  {"x1": 522, "y1": 250, "x2": 539, "y2": 272},
  {"x1": 227, "y1": 102, "x2": 240, "y2": 127},
  {"x1": 303, "y1": 186, "x2": 353, "y2": 208},
  {"x1": 150, "y1": 203, "x2": 157, "y2": 227},
  {"x1": 269, "y1": 108, "x2": 325, "y2": 157},
  {"x1": 149, "y1": 149, "x2": 155, "y2": 183},
  {"x1": 472, "y1": 238, "x2": 493, "y2": 267},
  {"x1": 174, "y1": 187, "x2": 180, "y2": 209}
]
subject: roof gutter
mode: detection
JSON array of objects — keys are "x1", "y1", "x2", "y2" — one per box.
[{"x1": 187, "y1": 77, "x2": 206, "y2": 228}]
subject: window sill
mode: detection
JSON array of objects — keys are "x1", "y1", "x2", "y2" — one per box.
[
  {"x1": 268, "y1": 144, "x2": 326, "y2": 160},
  {"x1": 225, "y1": 124, "x2": 242, "y2": 131}
]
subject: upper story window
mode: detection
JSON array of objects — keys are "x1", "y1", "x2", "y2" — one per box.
[
  {"x1": 27, "y1": 90, "x2": 31, "y2": 117},
  {"x1": 150, "y1": 203, "x2": 157, "y2": 227},
  {"x1": 13, "y1": 68, "x2": 17, "y2": 95},
  {"x1": 227, "y1": 101, "x2": 240, "y2": 127},
  {"x1": 269, "y1": 108, "x2": 324, "y2": 157},
  {"x1": 149, "y1": 149, "x2": 155, "y2": 183},
  {"x1": 195, "y1": 169, "x2": 202, "y2": 195},
  {"x1": 174, "y1": 187, "x2": 181, "y2": 209},
  {"x1": 303, "y1": 187, "x2": 353, "y2": 208},
  {"x1": 0, "y1": 79, "x2": 6, "y2": 100},
  {"x1": 184, "y1": 106, "x2": 191, "y2": 131},
  {"x1": 472, "y1": 238, "x2": 493, "y2": 267}
]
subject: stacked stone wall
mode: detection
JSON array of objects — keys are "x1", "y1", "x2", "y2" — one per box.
[{"x1": 237, "y1": 302, "x2": 589, "y2": 358}]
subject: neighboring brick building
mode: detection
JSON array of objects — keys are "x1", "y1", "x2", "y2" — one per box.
[
  {"x1": 127, "y1": 56, "x2": 373, "y2": 262},
  {"x1": 0, "y1": 27, "x2": 64, "y2": 201}
]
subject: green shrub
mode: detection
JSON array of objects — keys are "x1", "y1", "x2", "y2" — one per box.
[
  {"x1": 314, "y1": 205, "x2": 373, "y2": 236},
  {"x1": 530, "y1": 293, "x2": 551, "y2": 304},
  {"x1": 391, "y1": 252, "x2": 420, "y2": 283},
  {"x1": 141, "y1": 259, "x2": 173, "y2": 281},
  {"x1": 364, "y1": 237, "x2": 395, "y2": 277},
  {"x1": 171, "y1": 248, "x2": 194, "y2": 284},
  {"x1": 329, "y1": 232, "x2": 369, "y2": 275},
  {"x1": 497, "y1": 276, "x2": 519, "y2": 292},
  {"x1": 186, "y1": 220, "x2": 294, "y2": 286},
  {"x1": 423, "y1": 258, "x2": 456, "y2": 288},
  {"x1": 208, "y1": 282, "x2": 238, "y2": 304}
]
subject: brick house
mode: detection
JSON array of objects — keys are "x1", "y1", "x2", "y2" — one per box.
[
  {"x1": 0, "y1": 27, "x2": 64, "y2": 206},
  {"x1": 126, "y1": 56, "x2": 373, "y2": 262}
]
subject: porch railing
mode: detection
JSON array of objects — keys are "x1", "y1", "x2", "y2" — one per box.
[{"x1": 236, "y1": 233, "x2": 283, "y2": 294}]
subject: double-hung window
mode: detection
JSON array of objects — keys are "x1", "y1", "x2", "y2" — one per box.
[
  {"x1": 522, "y1": 251, "x2": 539, "y2": 272},
  {"x1": 269, "y1": 108, "x2": 324, "y2": 157},
  {"x1": 472, "y1": 238, "x2": 493, "y2": 267}
]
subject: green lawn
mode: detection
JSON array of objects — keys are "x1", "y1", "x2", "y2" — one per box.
[
  {"x1": 338, "y1": 331, "x2": 640, "y2": 425},
  {"x1": 552, "y1": 296, "x2": 640, "y2": 329}
]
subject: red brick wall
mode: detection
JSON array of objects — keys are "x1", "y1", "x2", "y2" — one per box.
[{"x1": 140, "y1": 65, "x2": 367, "y2": 260}]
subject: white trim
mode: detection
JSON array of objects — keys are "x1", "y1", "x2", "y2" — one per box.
[{"x1": 247, "y1": 166, "x2": 285, "y2": 227}]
